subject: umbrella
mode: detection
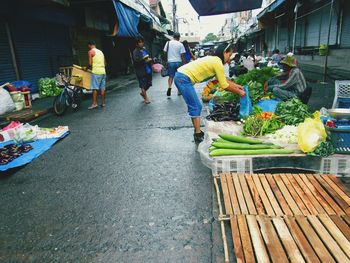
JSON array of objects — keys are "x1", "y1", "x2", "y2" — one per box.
[{"x1": 189, "y1": 0, "x2": 263, "y2": 16}]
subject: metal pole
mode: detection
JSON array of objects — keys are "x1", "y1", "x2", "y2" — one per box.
[
  {"x1": 323, "y1": 0, "x2": 334, "y2": 83},
  {"x1": 5, "y1": 22, "x2": 20, "y2": 80},
  {"x1": 172, "y1": 0, "x2": 176, "y2": 32},
  {"x1": 292, "y1": 3, "x2": 299, "y2": 53}
]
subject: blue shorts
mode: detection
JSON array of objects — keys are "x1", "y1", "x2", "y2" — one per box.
[
  {"x1": 91, "y1": 74, "x2": 106, "y2": 90},
  {"x1": 168, "y1": 62, "x2": 182, "y2": 78},
  {"x1": 174, "y1": 72, "x2": 202, "y2": 118}
]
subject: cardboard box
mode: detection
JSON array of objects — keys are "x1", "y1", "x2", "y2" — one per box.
[{"x1": 70, "y1": 64, "x2": 92, "y2": 90}]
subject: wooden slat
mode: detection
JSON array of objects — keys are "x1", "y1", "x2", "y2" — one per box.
[
  {"x1": 233, "y1": 175, "x2": 249, "y2": 214},
  {"x1": 246, "y1": 175, "x2": 265, "y2": 215},
  {"x1": 265, "y1": 174, "x2": 293, "y2": 216},
  {"x1": 293, "y1": 174, "x2": 326, "y2": 214},
  {"x1": 296, "y1": 216, "x2": 335, "y2": 262},
  {"x1": 259, "y1": 175, "x2": 284, "y2": 216},
  {"x1": 299, "y1": 174, "x2": 337, "y2": 215},
  {"x1": 286, "y1": 174, "x2": 319, "y2": 215},
  {"x1": 273, "y1": 174, "x2": 303, "y2": 215},
  {"x1": 280, "y1": 174, "x2": 310, "y2": 215},
  {"x1": 239, "y1": 174, "x2": 257, "y2": 215},
  {"x1": 226, "y1": 174, "x2": 241, "y2": 215},
  {"x1": 321, "y1": 175, "x2": 350, "y2": 206},
  {"x1": 308, "y1": 175, "x2": 345, "y2": 215},
  {"x1": 272, "y1": 217, "x2": 305, "y2": 263},
  {"x1": 344, "y1": 215, "x2": 350, "y2": 226},
  {"x1": 315, "y1": 175, "x2": 350, "y2": 214},
  {"x1": 329, "y1": 175, "x2": 350, "y2": 199},
  {"x1": 251, "y1": 174, "x2": 275, "y2": 216},
  {"x1": 257, "y1": 216, "x2": 289, "y2": 263},
  {"x1": 230, "y1": 216, "x2": 245, "y2": 263},
  {"x1": 319, "y1": 214, "x2": 350, "y2": 259},
  {"x1": 221, "y1": 174, "x2": 233, "y2": 215},
  {"x1": 237, "y1": 215, "x2": 255, "y2": 263},
  {"x1": 284, "y1": 217, "x2": 321, "y2": 263},
  {"x1": 330, "y1": 215, "x2": 350, "y2": 241},
  {"x1": 246, "y1": 215, "x2": 270, "y2": 263},
  {"x1": 308, "y1": 215, "x2": 350, "y2": 262}
]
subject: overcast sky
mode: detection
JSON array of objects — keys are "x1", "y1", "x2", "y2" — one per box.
[{"x1": 162, "y1": 0, "x2": 227, "y2": 39}]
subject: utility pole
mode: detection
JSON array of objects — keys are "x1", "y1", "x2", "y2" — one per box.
[{"x1": 172, "y1": 0, "x2": 177, "y2": 32}]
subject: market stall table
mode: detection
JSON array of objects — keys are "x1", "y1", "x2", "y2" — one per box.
[{"x1": 198, "y1": 120, "x2": 350, "y2": 176}]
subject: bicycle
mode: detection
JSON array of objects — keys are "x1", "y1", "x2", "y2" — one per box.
[{"x1": 53, "y1": 74, "x2": 83, "y2": 116}]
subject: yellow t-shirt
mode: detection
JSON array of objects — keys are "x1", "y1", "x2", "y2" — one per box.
[
  {"x1": 92, "y1": 48, "x2": 106, "y2": 75},
  {"x1": 177, "y1": 56, "x2": 229, "y2": 89}
]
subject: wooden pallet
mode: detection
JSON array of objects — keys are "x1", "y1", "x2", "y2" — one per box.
[
  {"x1": 219, "y1": 173, "x2": 350, "y2": 217},
  {"x1": 0, "y1": 109, "x2": 49, "y2": 122},
  {"x1": 230, "y1": 214, "x2": 350, "y2": 263}
]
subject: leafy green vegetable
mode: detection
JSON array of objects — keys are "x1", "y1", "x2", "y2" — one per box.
[
  {"x1": 308, "y1": 141, "x2": 335, "y2": 157},
  {"x1": 243, "y1": 115, "x2": 284, "y2": 137},
  {"x1": 275, "y1": 98, "x2": 311, "y2": 125},
  {"x1": 235, "y1": 67, "x2": 278, "y2": 104},
  {"x1": 38, "y1": 78, "x2": 62, "y2": 98}
]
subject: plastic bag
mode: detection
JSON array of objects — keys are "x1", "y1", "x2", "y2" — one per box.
[
  {"x1": 297, "y1": 118, "x2": 327, "y2": 153},
  {"x1": 13, "y1": 124, "x2": 38, "y2": 144},
  {"x1": 239, "y1": 86, "x2": 252, "y2": 118},
  {"x1": 255, "y1": 99, "x2": 280, "y2": 113},
  {"x1": 0, "y1": 87, "x2": 16, "y2": 115}
]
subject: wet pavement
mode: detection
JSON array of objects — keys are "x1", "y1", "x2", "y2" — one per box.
[{"x1": 0, "y1": 75, "x2": 225, "y2": 263}]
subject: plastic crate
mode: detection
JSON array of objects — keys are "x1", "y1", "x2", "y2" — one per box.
[
  {"x1": 321, "y1": 157, "x2": 350, "y2": 176},
  {"x1": 212, "y1": 157, "x2": 253, "y2": 175},
  {"x1": 327, "y1": 127, "x2": 350, "y2": 154}
]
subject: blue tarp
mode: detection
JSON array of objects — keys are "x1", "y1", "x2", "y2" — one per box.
[
  {"x1": 257, "y1": 0, "x2": 286, "y2": 19},
  {"x1": 0, "y1": 132, "x2": 69, "y2": 172},
  {"x1": 189, "y1": 0, "x2": 263, "y2": 16},
  {"x1": 113, "y1": 1, "x2": 140, "y2": 37}
]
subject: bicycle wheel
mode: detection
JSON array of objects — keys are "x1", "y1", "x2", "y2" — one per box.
[
  {"x1": 72, "y1": 88, "x2": 83, "y2": 111},
  {"x1": 53, "y1": 91, "x2": 67, "y2": 116}
]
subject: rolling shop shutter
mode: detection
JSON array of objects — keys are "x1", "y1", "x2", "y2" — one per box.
[
  {"x1": 0, "y1": 23, "x2": 16, "y2": 84},
  {"x1": 278, "y1": 24, "x2": 288, "y2": 53},
  {"x1": 319, "y1": 5, "x2": 337, "y2": 45},
  {"x1": 305, "y1": 12, "x2": 320, "y2": 47},
  {"x1": 10, "y1": 21, "x2": 72, "y2": 92},
  {"x1": 340, "y1": 5, "x2": 350, "y2": 47}
]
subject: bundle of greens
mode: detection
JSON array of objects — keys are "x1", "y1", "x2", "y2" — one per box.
[
  {"x1": 235, "y1": 67, "x2": 278, "y2": 104},
  {"x1": 243, "y1": 115, "x2": 284, "y2": 137},
  {"x1": 275, "y1": 98, "x2": 311, "y2": 125},
  {"x1": 38, "y1": 78, "x2": 61, "y2": 98},
  {"x1": 308, "y1": 141, "x2": 335, "y2": 157}
]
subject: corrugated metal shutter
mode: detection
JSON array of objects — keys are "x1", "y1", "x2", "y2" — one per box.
[
  {"x1": 305, "y1": 12, "x2": 320, "y2": 47},
  {"x1": 278, "y1": 25, "x2": 288, "y2": 53},
  {"x1": 265, "y1": 24, "x2": 275, "y2": 52},
  {"x1": 295, "y1": 19, "x2": 306, "y2": 48},
  {"x1": 11, "y1": 21, "x2": 52, "y2": 92},
  {"x1": 0, "y1": 23, "x2": 16, "y2": 83},
  {"x1": 341, "y1": 5, "x2": 350, "y2": 47},
  {"x1": 319, "y1": 5, "x2": 337, "y2": 45},
  {"x1": 10, "y1": 21, "x2": 72, "y2": 92}
]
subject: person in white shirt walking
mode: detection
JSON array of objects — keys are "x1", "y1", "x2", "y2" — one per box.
[{"x1": 163, "y1": 33, "x2": 186, "y2": 96}]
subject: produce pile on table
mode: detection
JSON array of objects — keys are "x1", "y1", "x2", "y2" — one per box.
[
  {"x1": 209, "y1": 133, "x2": 293, "y2": 157},
  {"x1": 38, "y1": 78, "x2": 61, "y2": 98}
]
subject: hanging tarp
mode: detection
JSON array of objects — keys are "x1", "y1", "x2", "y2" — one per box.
[
  {"x1": 113, "y1": 1, "x2": 140, "y2": 37},
  {"x1": 257, "y1": 0, "x2": 286, "y2": 19},
  {"x1": 189, "y1": 0, "x2": 263, "y2": 16}
]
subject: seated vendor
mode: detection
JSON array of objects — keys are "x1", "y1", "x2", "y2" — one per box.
[{"x1": 265, "y1": 55, "x2": 307, "y2": 101}]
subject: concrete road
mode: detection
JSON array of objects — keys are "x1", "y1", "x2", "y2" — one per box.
[{"x1": 0, "y1": 75, "x2": 226, "y2": 263}]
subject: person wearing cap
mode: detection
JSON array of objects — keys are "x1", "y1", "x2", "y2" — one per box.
[
  {"x1": 265, "y1": 55, "x2": 307, "y2": 101},
  {"x1": 174, "y1": 43, "x2": 245, "y2": 143},
  {"x1": 163, "y1": 33, "x2": 186, "y2": 97}
]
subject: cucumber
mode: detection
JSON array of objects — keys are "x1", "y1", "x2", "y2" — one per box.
[
  {"x1": 209, "y1": 148, "x2": 294, "y2": 157},
  {"x1": 219, "y1": 133, "x2": 263, "y2": 144},
  {"x1": 212, "y1": 142, "x2": 277, "y2": 150},
  {"x1": 209, "y1": 147, "x2": 217, "y2": 152}
]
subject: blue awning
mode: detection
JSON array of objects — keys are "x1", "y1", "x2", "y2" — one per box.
[
  {"x1": 189, "y1": 0, "x2": 263, "y2": 16},
  {"x1": 257, "y1": 0, "x2": 286, "y2": 19},
  {"x1": 113, "y1": 1, "x2": 140, "y2": 37}
]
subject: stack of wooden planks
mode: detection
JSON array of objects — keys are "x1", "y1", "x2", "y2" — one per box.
[{"x1": 216, "y1": 173, "x2": 350, "y2": 262}]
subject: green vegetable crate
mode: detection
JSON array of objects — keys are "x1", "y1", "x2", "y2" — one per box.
[{"x1": 326, "y1": 127, "x2": 350, "y2": 154}]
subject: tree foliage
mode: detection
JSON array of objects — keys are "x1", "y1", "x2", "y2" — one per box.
[{"x1": 203, "y1": 33, "x2": 218, "y2": 43}]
